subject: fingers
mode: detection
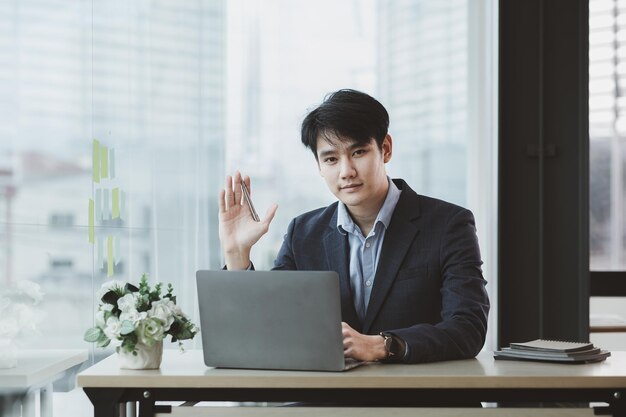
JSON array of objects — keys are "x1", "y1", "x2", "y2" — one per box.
[
  {"x1": 218, "y1": 189, "x2": 226, "y2": 214},
  {"x1": 224, "y1": 175, "x2": 235, "y2": 210},
  {"x1": 233, "y1": 171, "x2": 243, "y2": 206},
  {"x1": 262, "y1": 204, "x2": 279, "y2": 226},
  {"x1": 342, "y1": 322, "x2": 352, "y2": 350},
  {"x1": 243, "y1": 175, "x2": 251, "y2": 195},
  {"x1": 223, "y1": 172, "x2": 249, "y2": 211},
  {"x1": 222, "y1": 172, "x2": 277, "y2": 227}
]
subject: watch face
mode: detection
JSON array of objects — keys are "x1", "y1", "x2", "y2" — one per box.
[{"x1": 384, "y1": 336, "x2": 394, "y2": 356}]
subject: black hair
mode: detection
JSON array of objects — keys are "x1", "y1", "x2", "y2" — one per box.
[{"x1": 300, "y1": 89, "x2": 389, "y2": 159}]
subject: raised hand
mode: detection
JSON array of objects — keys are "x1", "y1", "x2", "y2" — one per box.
[{"x1": 218, "y1": 171, "x2": 278, "y2": 270}]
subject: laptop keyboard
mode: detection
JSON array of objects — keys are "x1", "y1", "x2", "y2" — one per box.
[{"x1": 343, "y1": 358, "x2": 365, "y2": 370}]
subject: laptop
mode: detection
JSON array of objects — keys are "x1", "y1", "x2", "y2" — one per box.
[{"x1": 196, "y1": 270, "x2": 362, "y2": 371}]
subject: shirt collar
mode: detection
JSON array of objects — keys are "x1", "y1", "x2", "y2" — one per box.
[{"x1": 337, "y1": 178, "x2": 402, "y2": 236}]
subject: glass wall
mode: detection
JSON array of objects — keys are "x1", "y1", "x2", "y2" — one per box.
[
  {"x1": 590, "y1": 0, "x2": 626, "y2": 270},
  {"x1": 0, "y1": 0, "x2": 497, "y2": 414}
]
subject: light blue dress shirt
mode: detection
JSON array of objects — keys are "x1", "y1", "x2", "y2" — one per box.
[{"x1": 336, "y1": 178, "x2": 402, "y2": 323}]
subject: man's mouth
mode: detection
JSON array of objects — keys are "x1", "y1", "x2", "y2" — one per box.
[{"x1": 341, "y1": 184, "x2": 363, "y2": 192}]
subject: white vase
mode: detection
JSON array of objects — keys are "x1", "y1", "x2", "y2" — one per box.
[
  {"x1": 117, "y1": 341, "x2": 163, "y2": 370},
  {"x1": 0, "y1": 338, "x2": 17, "y2": 369}
]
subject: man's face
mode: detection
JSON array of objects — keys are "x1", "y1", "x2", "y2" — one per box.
[{"x1": 316, "y1": 134, "x2": 392, "y2": 211}]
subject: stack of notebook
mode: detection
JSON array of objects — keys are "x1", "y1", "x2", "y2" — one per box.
[{"x1": 494, "y1": 339, "x2": 611, "y2": 363}]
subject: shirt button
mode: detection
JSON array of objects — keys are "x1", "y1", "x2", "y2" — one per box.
[
  {"x1": 365, "y1": 242, "x2": 371, "y2": 248},
  {"x1": 366, "y1": 280, "x2": 372, "y2": 287}
]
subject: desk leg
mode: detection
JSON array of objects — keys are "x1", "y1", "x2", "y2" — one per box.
[
  {"x1": 83, "y1": 388, "x2": 126, "y2": 417},
  {"x1": 21, "y1": 390, "x2": 37, "y2": 417},
  {"x1": 0, "y1": 395, "x2": 21, "y2": 417},
  {"x1": 126, "y1": 401, "x2": 137, "y2": 417},
  {"x1": 40, "y1": 383, "x2": 53, "y2": 417},
  {"x1": 608, "y1": 389, "x2": 625, "y2": 417},
  {"x1": 138, "y1": 399, "x2": 154, "y2": 417}
]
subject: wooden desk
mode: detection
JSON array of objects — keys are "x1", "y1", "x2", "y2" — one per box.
[
  {"x1": 590, "y1": 314, "x2": 626, "y2": 333},
  {"x1": 0, "y1": 349, "x2": 88, "y2": 417},
  {"x1": 77, "y1": 350, "x2": 626, "y2": 417}
]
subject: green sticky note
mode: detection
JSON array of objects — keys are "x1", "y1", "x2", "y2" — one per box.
[
  {"x1": 107, "y1": 236, "x2": 114, "y2": 277},
  {"x1": 92, "y1": 140, "x2": 100, "y2": 183},
  {"x1": 112, "y1": 188, "x2": 120, "y2": 219},
  {"x1": 109, "y1": 148, "x2": 115, "y2": 179},
  {"x1": 88, "y1": 199, "x2": 95, "y2": 244},
  {"x1": 97, "y1": 236, "x2": 103, "y2": 269},
  {"x1": 100, "y1": 145, "x2": 109, "y2": 179},
  {"x1": 115, "y1": 236, "x2": 120, "y2": 265}
]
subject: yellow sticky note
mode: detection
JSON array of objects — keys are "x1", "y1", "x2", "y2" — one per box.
[
  {"x1": 88, "y1": 199, "x2": 95, "y2": 244},
  {"x1": 112, "y1": 188, "x2": 120, "y2": 219},
  {"x1": 100, "y1": 145, "x2": 109, "y2": 179},
  {"x1": 92, "y1": 140, "x2": 100, "y2": 183},
  {"x1": 109, "y1": 148, "x2": 115, "y2": 179},
  {"x1": 107, "y1": 236, "x2": 114, "y2": 277}
]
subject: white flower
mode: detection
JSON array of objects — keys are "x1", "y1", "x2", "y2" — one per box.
[
  {"x1": 119, "y1": 310, "x2": 147, "y2": 326},
  {"x1": 103, "y1": 316, "x2": 122, "y2": 340},
  {"x1": 0, "y1": 286, "x2": 43, "y2": 339},
  {"x1": 95, "y1": 310, "x2": 106, "y2": 328},
  {"x1": 14, "y1": 281, "x2": 44, "y2": 304},
  {"x1": 167, "y1": 299, "x2": 184, "y2": 317},
  {"x1": 117, "y1": 293, "x2": 138, "y2": 313},
  {"x1": 0, "y1": 318, "x2": 19, "y2": 339},
  {"x1": 101, "y1": 303, "x2": 114, "y2": 312},
  {"x1": 149, "y1": 299, "x2": 176, "y2": 331},
  {"x1": 13, "y1": 304, "x2": 37, "y2": 333},
  {"x1": 96, "y1": 280, "x2": 126, "y2": 301},
  {"x1": 137, "y1": 317, "x2": 165, "y2": 346},
  {"x1": 0, "y1": 297, "x2": 11, "y2": 315}
]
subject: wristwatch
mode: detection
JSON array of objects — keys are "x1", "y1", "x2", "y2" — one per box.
[{"x1": 379, "y1": 331, "x2": 399, "y2": 359}]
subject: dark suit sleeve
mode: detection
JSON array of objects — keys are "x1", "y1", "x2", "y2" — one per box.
[
  {"x1": 390, "y1": 208, "x2": 490, "y2": 363},
  {"x1": 272, "y1": 218, "x2": 297, "y2": 270}
]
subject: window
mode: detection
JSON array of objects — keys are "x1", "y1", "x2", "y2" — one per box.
[
  {"x1": 0, "y1": 1, "x2": 497, "y2": 414},
  {"x1": 589, "y1": 0, "x2": 626, "y2": 295}
]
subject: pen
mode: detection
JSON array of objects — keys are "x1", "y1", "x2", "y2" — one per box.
[{"x1": 241, "y1": 181, "x2": 260, "y2": 222}]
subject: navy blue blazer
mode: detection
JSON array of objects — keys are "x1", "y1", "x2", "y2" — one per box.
[{"x1": 272, "y1": 178, "x2": 490, "y2": 363}]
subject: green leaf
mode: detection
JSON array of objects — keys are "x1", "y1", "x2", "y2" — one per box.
[
  {"x1": 169, "y1": 321, "x2": 181, "y2": 335},
  {"x1": 84, "y1": 327, "x2": 103, "y2": 343},
  {"x1": 101, "y1": 290, "x2": 120, "y2": 306},
  {"x1": 125, "y1": 283, "x2": 139, "y2": 293},
  {"x1": 120, "y1": 320, "x2": 135, "y2": 336},
  {"x1": 120, "y1": 334, "x2": 137, "y2": 354},
  {"x1": 96, "y1": 338, "x2": 111, "y2": 348},
  {"x1": 96, "y1": 331, "x2": 109, "y2": 344},
  {"x1": 169, "y1": 318, "x2": 197, "y2": 342}
]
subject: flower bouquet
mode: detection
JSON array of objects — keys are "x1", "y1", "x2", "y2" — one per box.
[{"x1": 84, "y1": 274, "x2": 198, "y2": 369}]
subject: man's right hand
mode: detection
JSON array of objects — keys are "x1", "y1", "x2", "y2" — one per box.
[{"x1": 218, "y1": 171, "x2": 278, "y2": 270}]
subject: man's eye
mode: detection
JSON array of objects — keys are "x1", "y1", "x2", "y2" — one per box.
[
  {"x1": 324, "y1": 157, "x2": 337, "y2": 163},
  {"x1": 353, "y1": 149, "x2": 366, "y2": 156}
]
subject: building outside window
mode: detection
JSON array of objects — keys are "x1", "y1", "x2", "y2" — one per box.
[{"x1": 0, "y1": 1, "x2": 497, "y2": 415}]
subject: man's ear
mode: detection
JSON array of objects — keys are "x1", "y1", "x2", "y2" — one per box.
[{"x1": 382, "y1": 134, "x2": 393, "y2": 163}]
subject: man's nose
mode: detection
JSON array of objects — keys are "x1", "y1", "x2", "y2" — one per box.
[{"x1": 339, "y1": 158, "x2": 356, "y2": 179}]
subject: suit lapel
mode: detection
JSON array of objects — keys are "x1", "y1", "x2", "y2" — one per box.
[
  {"x1": 362, "y1": 182, "x2": 421, "y2": 333},
  {"x1": 322, "y1": 209, "x2": 361, "y2": 331}
]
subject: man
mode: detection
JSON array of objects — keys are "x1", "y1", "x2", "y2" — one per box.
[{"x1": 218, "y1": 89, "x2": 489, "y2": 364}]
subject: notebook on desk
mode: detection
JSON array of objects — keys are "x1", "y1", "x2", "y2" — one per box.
[
  {"x1": 196, "y1": 270, "x2": 363, "y2": 372},
  {"x1": 494, "y1": 339, "x2": 611, "y2": 363}
]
